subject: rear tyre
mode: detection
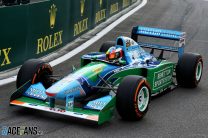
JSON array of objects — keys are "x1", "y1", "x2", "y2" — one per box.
[
  {"x1": 116, "y1": 76, "x2": 150, "y2": 120},
  {"x1": 99, "y1": 41, "x2": 115, "y2": 52},
  {"x1": 176, "y1": 53, "x2": 203, "y2": 88},
  {"x1": 16, "y1": 59, "x2": 53, "y2": 89}
]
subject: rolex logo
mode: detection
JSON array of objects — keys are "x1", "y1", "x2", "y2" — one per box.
[
  {"x1": 49, "y1": 4, "x2": 57, "y2": 29},
  {"x1": 80, "y1": 0, "x2": 85, "y2": 16},
  {"x1": 99, "y1": 0, "x2": 103, "y2": 7}
]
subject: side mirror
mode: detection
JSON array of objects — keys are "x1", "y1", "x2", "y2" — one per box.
[{"x1": 145, "y1": 60, "x2": 150, "y2": 66}]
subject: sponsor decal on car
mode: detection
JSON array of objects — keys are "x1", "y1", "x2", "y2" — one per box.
[{"x1": 153, "y1": 66, "x2": 173, "y2": 90}]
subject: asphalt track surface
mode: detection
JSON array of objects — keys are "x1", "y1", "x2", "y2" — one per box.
[{"x1": 1, "y1": 0, "x2": 208, "y2": 137}]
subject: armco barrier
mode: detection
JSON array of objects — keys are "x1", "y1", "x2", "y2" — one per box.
[
  {"x1": 0, "y1": 0, "x2": 138, "y2": 72},
  {"x1": 0, "y1": 5, "x2": 28, "y2": 71}
]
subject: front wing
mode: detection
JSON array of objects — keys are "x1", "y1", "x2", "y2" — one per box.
[{"x1": 10, "y1": 81, "x2": 116, "y2": 125}]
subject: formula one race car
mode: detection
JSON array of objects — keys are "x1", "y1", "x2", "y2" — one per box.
[{"x1": 10, "y1": 26, "x2": 203, "y2": 125}]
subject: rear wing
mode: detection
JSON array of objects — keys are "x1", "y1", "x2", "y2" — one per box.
[{"x1": 131, "y1": 26, "x2": 186, "y2": 58}]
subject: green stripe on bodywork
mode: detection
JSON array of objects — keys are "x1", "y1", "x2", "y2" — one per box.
[
  {"x1": 107, "y1": 61, "x2": 176, "y2": 95},
  {"x1": 108, "y1": 68, "x2": 143, "y2": 85},
  {"x1": 74, "y1": 62, "x2": 108, "y2": 83},
  {"x1": 16, "y1": 97, "x2": 47, "y2": 106}
]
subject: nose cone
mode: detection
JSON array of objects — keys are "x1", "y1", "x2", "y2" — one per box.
[
  {"x1": 46, "y1": 77, "x2": 86, "y2": 100},
  {"x1": 45, "y1": 91, "x2": 56, "y2": 97}
]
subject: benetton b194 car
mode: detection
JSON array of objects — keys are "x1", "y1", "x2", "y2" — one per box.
[{"x1": 10, "y1": 26, "x2": 203, "y2": 125}]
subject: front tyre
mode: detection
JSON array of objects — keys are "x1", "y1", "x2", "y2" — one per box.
[
  {"x1": 16, "y1": 59, "x2": 53, "y2": 89},
  {"x1": 176, "y1": 53, "x2": 203, "y2": 88},
  {"x1": 116, "y1": 76, "x2": 151, "y2": 121}
]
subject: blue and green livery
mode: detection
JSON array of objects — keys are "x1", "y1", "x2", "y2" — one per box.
[{"x1": 10, "y1": 26, "x2": 203, "y2": 125}]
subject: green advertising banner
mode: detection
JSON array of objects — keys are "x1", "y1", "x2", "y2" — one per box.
[
  {"x1": 120, "y1": 0, "x2": 131, "y2": 9},
  {"x1": 92, "y1": 0, "x2": 108, "y2": 27},
  {"x1": 0, "y1": 5, "x2": 28, "y2": 71},
  {"x1": 26, "y1": 0, "x2": 70, "y2": 59},
  {"x1": 107, "y1": 0, "x2": 121, "y2": 17},
  {"x1": 131, "y1": 0, "x2": 137, "y2": 4},
  {"x1": 0, "y1": 0, "x2": 137, "y2": 72},
  {"x1": 69, "y1": 0, "x2": 93, "y2": 38}
]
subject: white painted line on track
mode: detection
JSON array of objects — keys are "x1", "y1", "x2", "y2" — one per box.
[{"x1": 0, "y1": 0, "x2": 147, "y2": 86}]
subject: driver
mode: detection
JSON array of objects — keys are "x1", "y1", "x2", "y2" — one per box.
[{"x1": 106, "y1": 47, "x2": 124, "y2": 63}]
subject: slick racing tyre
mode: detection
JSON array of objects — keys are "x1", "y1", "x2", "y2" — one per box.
[
  {"x1": 16, "y1": 59, "x2": 53, "y2": 89},
  {"x1": 116, "y1": 76, "x2": 151, "y2": 120},
  {"x1": 176, "y1": 53, "x2": 203, "y2": 88},
  {"x1": 99, "y1": 41, "x2": 115, "y2": 53}
]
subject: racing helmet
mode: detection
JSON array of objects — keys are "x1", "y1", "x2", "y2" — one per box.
[{"x1": 106, "y1": 47, "x2": 124, "y2": 61}]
